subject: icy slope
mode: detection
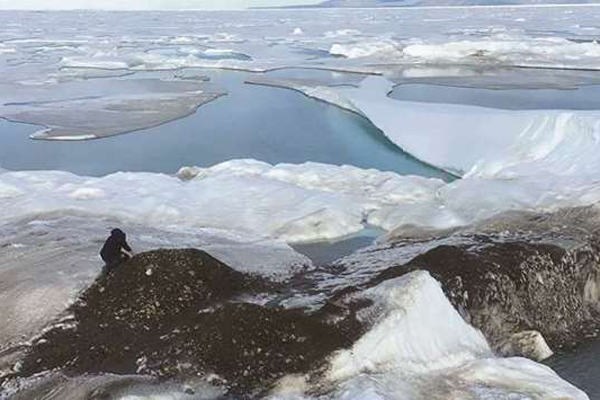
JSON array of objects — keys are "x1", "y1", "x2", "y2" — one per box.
[
  {"x1": 340, "y1": 76, "x2": 600, "y2": 177},
  {"x1": 325, "y1": 271, "x2": 588, "y2": 399}
]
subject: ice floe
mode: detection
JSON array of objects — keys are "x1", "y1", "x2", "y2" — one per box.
[{"x1": 1, "y1": 79, "x2": 226, "y2": 140}]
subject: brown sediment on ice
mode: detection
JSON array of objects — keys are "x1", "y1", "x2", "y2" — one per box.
[
  {"x1": 12, "y1": 249, "x2": 354, "y2": 398},
  {"x1": 330, "y1": 205, "x2": 600, "y2": 355}
]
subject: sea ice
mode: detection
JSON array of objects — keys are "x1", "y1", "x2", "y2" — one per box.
[
  {"x1": 247, "y1": 75, "x2": 600, "y2": 234},
  {"x1": 1, "y1": 7, "x2": 600, "y2": 145},
  {"x1": 3, "y1": 6, "x2": 600, "y2": 86},
  {"x1": 330, "y1": 39, "x2": 402, "y2": 59},
  {"x1": 0, "y1": 79, "x2": 226, "y2": 140}
]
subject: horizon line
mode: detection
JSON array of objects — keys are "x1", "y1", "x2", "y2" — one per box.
[{"x1": 1, "y1": 2, "x2": 599, "y2": 11}]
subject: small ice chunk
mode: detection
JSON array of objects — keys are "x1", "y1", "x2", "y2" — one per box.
[
  {"x1": 498, "y1": 330, "x2": 554, "y2": 361},
  {"x1": 330, "y1": 39, "x2": 400, "y2": 59},
  {"x1": 68, "y1": 188, "x2": 107, "y2": 200}
]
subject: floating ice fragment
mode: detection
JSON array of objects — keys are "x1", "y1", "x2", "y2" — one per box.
[
  {"x1": 3, "y1": 79, "x2": 226, "y2": 140},
  {"x1": 330, "y1": 39, "x2": 401, "y2": 59},
  {"x1": 325, "y1": 29, "x2": 361, "y2": 38}
]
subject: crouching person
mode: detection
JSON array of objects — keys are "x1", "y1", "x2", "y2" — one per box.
[{"x1": 100, "y1": 228, "x2": 133, "y2": 273}]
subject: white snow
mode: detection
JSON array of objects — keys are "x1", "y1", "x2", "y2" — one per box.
[
  {"x1": 324, "y1": 29, "x2": 362, "y2": 38},
  {"x1": 0, "y1": 181, "x2": 23, "y2": 198},
  {"x1": 324, "y1": 271, "x2": 589, "y2": 400},
  {"x1": 4, "y1": 132, "x2": 600, "y2": 242},
  {"x1": 0, "y1": 162, "x2": 444, "y2": 243},
  {"x1": 68, "y1": 187, "x2": 107, "y2": 200},
  {"x1": 330, "y1": 40, "x2": 401, "y2": 59},
  {"x1": 0, "y1": 43, "x2": 15, "y2": 54},
  {"x1": 339, "y1": 76, "x2": 600, "y2": 177},
  {"x1": 207, "y1": 33, "x2": 247, "y2": 44},
  {"x1": 402, "y1": 36, "x2": 600, "y2": 70},
  {"x1": 60, "y1": 57, "x2": 131, "y2": 70},
  {"x1": 203, "y1": 48, "x2": 241, "y2": 56},
  {"x1": 328, "y1": 272, "x2": 491, "y2": 382},
  {"x1": 31, "y1": 132, "x2": 97, "y2": 141}
]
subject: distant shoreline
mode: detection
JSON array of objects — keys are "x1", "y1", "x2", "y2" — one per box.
[
  {"x1": 1, "y1": 2, "x2": 600, "y2": 11},
  {"x1": 255, "y1": 2, "x2": 600, "y2": 9}
]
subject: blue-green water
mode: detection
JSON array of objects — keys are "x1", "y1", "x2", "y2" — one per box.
[{"x1": 0, "y1": 69, "x2": 453, "y2": 181}]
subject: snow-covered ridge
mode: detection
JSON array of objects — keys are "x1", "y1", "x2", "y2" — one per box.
[
  {"x1": 0, "y1": 161, "x2": 445, "y2": 243},
  {"x1": 3, "y1": 143, "x2": 600, "y2": 246}
]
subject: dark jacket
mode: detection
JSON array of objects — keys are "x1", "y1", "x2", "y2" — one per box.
[{"x1": 100, "y1": 229, "x2": 132, "y2": 265}]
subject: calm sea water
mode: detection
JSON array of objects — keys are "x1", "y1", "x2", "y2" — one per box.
[{"x1": 0, "y1": 69, "x2": 453, "y2": 180}]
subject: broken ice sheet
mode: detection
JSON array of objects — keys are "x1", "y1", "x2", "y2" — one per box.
[{"x1": 1, "y1": 78, "x2": 226, "y2": 140}]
